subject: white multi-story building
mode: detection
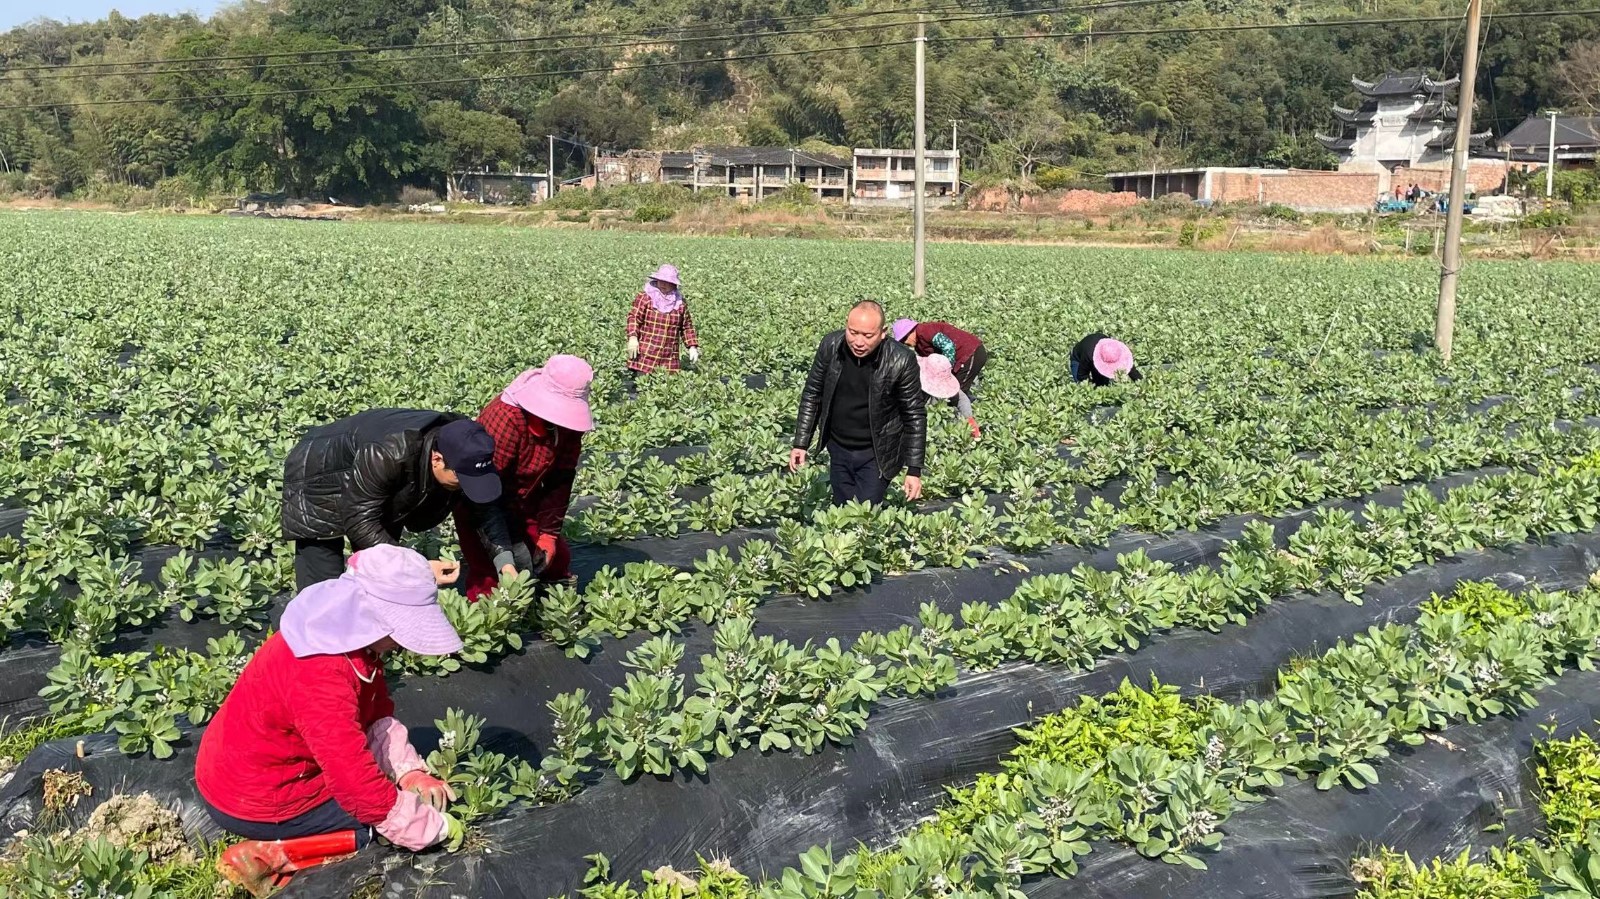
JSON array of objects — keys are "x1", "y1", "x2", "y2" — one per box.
[{"x1": 1317, "y1": 71, "x2": 1491, "y2": 190}]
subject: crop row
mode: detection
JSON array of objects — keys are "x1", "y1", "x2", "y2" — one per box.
[
  {"x1": 565, "y1": 577, "x2": 1600, "y2": 899},
  {"x1": 1350, "y1": 721, "x2": 1600, "y2": 899}
]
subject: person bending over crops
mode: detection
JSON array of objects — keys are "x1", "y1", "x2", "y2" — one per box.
[
  {"x1": 916, "y1": 354, "x2": 981, "y2": 439},
  {"x1": 196, "y1": 545, "x2": 466, "y2": 897},
  {"x1": 455, "y1": 355, "x2": 594, "y2": 600},
  {"x1": 791, "y1": 300, "x2": 927, "y2": 505},
  {"x1": 626, "y1": 264, "x2": 700, "y2": 375},
  {"x1": 1070, "y1": 333, "x2": 1143, "y2": 387},
  {"x1": 893, "y1": 318, "x2": 987, "y2": 439},
  {"x1": 281, "y1": 410, "x2": 517, "y2": 592}
]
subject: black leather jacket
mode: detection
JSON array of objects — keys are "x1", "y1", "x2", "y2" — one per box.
[
  {"x1": 281, "y1": 408, "x2": 512, "y2": 557},
  {"x1": 792, "y1": 332, "x2": 927, "y2": 478}
]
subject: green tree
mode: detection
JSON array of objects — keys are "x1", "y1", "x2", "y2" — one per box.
[{"x1": 421, "y1": 101, "x2": 525, "y2": 200}]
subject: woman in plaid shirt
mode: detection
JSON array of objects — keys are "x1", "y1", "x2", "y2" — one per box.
[{"x1": 626, "y1": 264, "x2": 700, "y2": 374}]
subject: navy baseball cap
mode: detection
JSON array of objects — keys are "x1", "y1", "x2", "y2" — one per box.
[{"x1": 436, "y1": 419, "x2": 502, "y2": 504}]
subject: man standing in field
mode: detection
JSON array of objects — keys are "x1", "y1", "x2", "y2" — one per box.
[
  {"x1": 281, "y1": 410, "x2": 518, "y2": 591},
  {"x1": 790, "y1": 300, "x2": 927, "y2": 505}
]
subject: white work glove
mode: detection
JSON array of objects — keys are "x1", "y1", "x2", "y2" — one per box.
[
  {"x1": 687, "y1": 346, "x2": 700, "y2": 364},
  {"x1": 627, "y1": 336, "x2": 639, "y2": 359}
]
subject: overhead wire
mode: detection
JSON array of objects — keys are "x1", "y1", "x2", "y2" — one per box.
[
  {"x1": 0, "y1": 0, "x2": 1171, "y2": 75},
  {"x1": 0, "y1": 7, "x2": 1593, "y2": 112},
  {"x1": 7, "y1": 0, "x2": 1178, "y2": 83}
]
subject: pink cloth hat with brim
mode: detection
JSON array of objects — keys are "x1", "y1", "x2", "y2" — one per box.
[
  {"x1": 918, "y1": 353, "x2": 961, "y2": 399},
  {"x1": 648, "y1": 264, "x2": 680, "y2": 286},
  {"x1": 500, "y1": 355, "x2": 595, "y2": 433},
  {"x1": 1092, "y1": 338, "x2": 1135, "y2": 380},
  {"x1": 279, "y1": 544, "x2": 463, "y2": 658}
]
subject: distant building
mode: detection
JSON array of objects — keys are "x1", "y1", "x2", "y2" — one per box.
[
  {"x1": 1105, "y1": 166, "x2": 1380, "y2": 213},
  {"x1": 852, "y1": 149, "x2": 961, "y2": 205},
  {"x1": 452, "y1": 170, "x2": 552, "y2": 204},
  {"x1": 593, "y1": 147, "x2": 851, "y2": 201},
  {"x1": 1316, "y1": 70, "x2": 1500, "y2": 193},
  {"x1": 1498, "y1": 115, "x2": 1600, "y2": 169}
]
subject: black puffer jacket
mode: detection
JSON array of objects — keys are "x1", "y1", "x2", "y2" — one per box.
[
  {"x1": 281, "y1": 408, "x2": 512, "y2": 555},
  {"x1": 792, "y1": 332, "x2": 927, "y2": 478}
]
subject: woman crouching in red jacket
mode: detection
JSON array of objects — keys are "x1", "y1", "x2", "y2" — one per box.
[
  {"x1": 455, "y1": 355, "x2": 594, "y2": 600},
  {"x1": 196, "y1": 544, "x2": 466, "y2": 896}
]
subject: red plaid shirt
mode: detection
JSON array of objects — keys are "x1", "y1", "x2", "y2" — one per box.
[
  {"x1": 626, "y1": 292, "x2": 698, "y2": 373},
  {"x1": 474, "y1": 397, "x2": 581, "y2": 546}
]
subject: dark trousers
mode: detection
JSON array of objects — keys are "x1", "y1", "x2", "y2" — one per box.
[
  {"x1": 202, "y1": 795, "x2": 373, "y2": 847},
  {"x1": 827, "y1": 442, "x2": 890, "y2": 506},
  {"x1": 294, "y1": 538, "x2": 346, "y2": 593},
  {"x1": 954, "y1": 344, "x2": 989, "y2": 394}
]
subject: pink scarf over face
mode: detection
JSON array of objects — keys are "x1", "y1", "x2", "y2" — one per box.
[{"x1": 644, "y1": 281, "x2": 683, "y2": 314}]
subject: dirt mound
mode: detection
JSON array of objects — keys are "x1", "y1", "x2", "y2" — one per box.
[{"x1": 82, "y1": 792, "x2": 196, "y2": 866}]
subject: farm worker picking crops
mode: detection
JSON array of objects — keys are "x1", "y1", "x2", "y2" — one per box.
[
  {"x1": 626, "y1": 263, "x2": 700, "y2": 375},
  {"x1": 1070, "y1": 333, "x2": 1144, "y2": 387},
  {"x1": 893, "y1": 318, "x2": 987, "y2": 439},
  {"x1": 195, "y1": 545, "x2": 467, "y2": 897},
  {"x1": 281, "y1": 410, "x2": 519, "y2": 592},
  {"x1": 791, "y1": 300, "x2": 927, "y2": 505},
  {"x1": 455, "y1": 355, "x2": 595, "y2": 600},
  {"x1": 916, "y1": 354, "x2": 981, "y2": 439}
]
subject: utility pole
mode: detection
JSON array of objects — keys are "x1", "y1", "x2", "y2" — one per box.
[
  {"x1": 547, "y1": 134, "x2": 555, "y2": 201},
  {"x1": 913, "y1": 14, "x2": 927, "y2": 298},
  {"x1": 1434, "y1": 0, "x2": 1482, "y2": 365},
  {"x1": 951, "y1": 120, "x2": 958, "y2": 151},
  {"x1": 1546, "y1": 109, "x2": 1560, "y2": 199}
]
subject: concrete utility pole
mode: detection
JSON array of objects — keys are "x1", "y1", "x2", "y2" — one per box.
[
  {"x1": 951, "y1": 120, "x2": 958, "y2": 151},
  {"x1": 547, "y1": 134, "x2": 555, "y2": 200},
  {"x1": 1546, "y1": 109, "x2": 1560, "y2": 199},
  {"x1": 1434, "y1": 0, "x2": 1482, "y2": 365},
  {"x1": 913, "y1": 14, "x2": 928, "y2": 297}
]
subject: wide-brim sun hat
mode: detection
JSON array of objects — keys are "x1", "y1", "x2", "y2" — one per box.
[
  {"x1": 918, "y1": 354, "x2": 961, "y2": 399},
  {"x1": 500, "y1": 355, "x2": 596, "y2": 433},
  {"x1": 1092, "y1": 338, "x2": 1135, "y2": 380},
  {"x1": 279, "y1": 544, "x2": 463, "y2": 658},
  {"x1": 892, "y1": 319, "x2": 918, "y2": 342},
  {"x1": 648, "y1": 264, "x2": 680, "y2": 286}
]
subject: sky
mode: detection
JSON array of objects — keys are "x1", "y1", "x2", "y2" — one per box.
[{"x1": 1, "y1": 0, "x2": 227, "y2": 31}]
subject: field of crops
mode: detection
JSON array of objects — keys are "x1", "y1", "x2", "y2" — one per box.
[{"x1": 5, "y1": 210, "x2": 1600, "y2": 899}]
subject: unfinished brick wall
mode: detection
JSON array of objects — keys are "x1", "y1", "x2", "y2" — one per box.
[
  {"x1": 964, "y1": 187, "x2": 1139, "y2": 213},
  {"x1": 1391, "y1": 161, "x2": 1509, "y2": 194},
  {"x1": 1258, "y1": 171, "x2": 1380, "y2": 212}
]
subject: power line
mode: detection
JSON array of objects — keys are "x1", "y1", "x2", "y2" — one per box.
[
  {"x1": 8, "y1": 0, "x2": 1174, "y2": 83},
  {"x1": 0, "y1": 0, "x2": 1136, "y2": 75},
  {"x1": 0, "y1": 7, "x2": 1591, "y2": 112}
]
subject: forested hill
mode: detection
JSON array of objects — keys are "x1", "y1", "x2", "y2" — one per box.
[{"x1": 1, "y1": 0, "x2": 1596, "y2": 200}]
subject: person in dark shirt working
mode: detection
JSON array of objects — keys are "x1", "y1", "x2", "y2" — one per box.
[
  {"x1": 790, "y1": 301, "x2": 928, "y2": 505},
  {"x1": 1070, "y1": 333, "x2": 1143, "y2": 387}
]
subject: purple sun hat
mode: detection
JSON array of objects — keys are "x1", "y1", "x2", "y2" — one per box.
[
  {"x1": 279, "y1": 544, "x2": 463, "y2": 658},
  {"x1": 892, "y1": 319, "x2": 918, "y2": 342}
]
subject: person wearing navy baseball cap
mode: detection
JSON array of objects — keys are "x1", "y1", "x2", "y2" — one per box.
[{"x1": 282, "y1": 410, "x2": 517, "y2": 592}]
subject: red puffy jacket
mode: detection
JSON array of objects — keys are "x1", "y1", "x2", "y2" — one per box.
[{"x1": 195, "y1": 633, "x2": 399, "y2": 826}]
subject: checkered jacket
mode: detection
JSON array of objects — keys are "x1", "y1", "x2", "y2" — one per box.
[
  {"x1": 626, "y1": 292, "x2": 698, "y2": 373},
  {"x1": 474, "y1": 397, "x2": 581, "y2": 544}
]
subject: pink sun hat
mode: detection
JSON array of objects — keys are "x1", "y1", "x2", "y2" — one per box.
[
  {"x1": 648, "y1": 264, "x2": 680, "y2": 286},
  {"x1": 918, "y1": 354, "x2": 961, "y2": 399},
  {"x1": 500, "y1": 355, "x2": 595, "y2": 433},
  {"x1": 1092, "y1": 338, "x2": 1135, "y2": 380},
  {"x1": 279, "y1": 544, "x2": 463, "y2": 658}
]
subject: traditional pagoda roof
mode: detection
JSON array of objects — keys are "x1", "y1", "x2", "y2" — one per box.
[
  {"x1": 1425, "y1": 130, "x2": 1493, "y2": 151},
  {"x1": 1408, "y1": 99, "x2": 1459, "y2": 122},
  {"x1": 1352, "y1": 71, "x2": 1459, "y2": 98},
  {"x1": 1315, "y1": 134, "x2": 1355, "y2": 152},
  {"x1": 1332, "y1": 104, "x2": 1375, "y2": 124}
]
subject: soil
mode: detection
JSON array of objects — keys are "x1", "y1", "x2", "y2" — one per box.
[{"x1": 81, "y1": 792, "x2": 197, "y2": 866}]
